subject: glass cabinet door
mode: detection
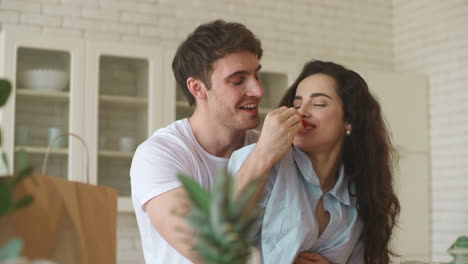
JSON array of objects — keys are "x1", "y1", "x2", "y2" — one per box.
[
  {"x1": 85, "y1": 41, "x2": 162, "y2": 211},
  {"x1": 0, "y1": 32, "x2": 84, "y2": 181},
  {"x1": 14, "y1": 47, "x2": 71, "y2": 178},
  {"x1": 97, "y1": 55, "x2": 149, "y2": 197}
]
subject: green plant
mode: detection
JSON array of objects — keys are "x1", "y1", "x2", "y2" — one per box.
[
  {"x1": 0, "y1": 79, "x2": 34, "y2": 217},
  {"x1": 178, "y1": 170, "x2": 260, "y2": 264}
]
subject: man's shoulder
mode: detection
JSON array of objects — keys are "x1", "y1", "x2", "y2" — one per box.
[
  {"x1": 136, "y1": 119, "x2": 194, "y2": 156},
  {"x1": 148, "y1": 119, "x2": 192, "y2": 143}
]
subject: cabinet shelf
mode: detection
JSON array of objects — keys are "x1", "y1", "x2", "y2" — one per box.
[
  {"x1": 16, "y1": 89, "x2": 69, "y2": 102},
  {"x1": 15, "y1": 146, "x2": 68, "y2": 155},
  {"x1": 99, "y1": 94, "x2": 147, "y2": 107},
  {"x1": 98, "y1": 150, "x2": 134, "y2": 158}
]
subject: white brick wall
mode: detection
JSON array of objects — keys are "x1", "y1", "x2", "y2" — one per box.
[
  {"x1": 1, "y1": 0, "x2": 401, "y2": 263},
  {"x1": 393, "y1": 0, "x2": 468, "y2": 262},
  {"x1": 0, "y1": 0, "x2": 395, "y2": 70}
]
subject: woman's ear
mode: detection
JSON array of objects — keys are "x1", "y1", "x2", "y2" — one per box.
[{"x1": 187, "y1": 77, "x2": 207, "y2": 100}]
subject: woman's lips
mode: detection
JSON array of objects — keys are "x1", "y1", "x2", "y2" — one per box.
[{"x1": 299, "y1": 119, "x2": 315, "y2": 134}]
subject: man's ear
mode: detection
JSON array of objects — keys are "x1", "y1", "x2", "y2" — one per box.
[{"x1": 187, "y1": 77, "x2": 207, "y2": 100}]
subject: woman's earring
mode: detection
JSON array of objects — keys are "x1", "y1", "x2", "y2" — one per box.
[{"x1": 345, "y1": 124, "x2": 352, "y2": 136}]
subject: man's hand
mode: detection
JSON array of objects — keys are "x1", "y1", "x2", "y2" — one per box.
[
  {"x1": 294, "y1": 252, "x2": 330, "y2": 264},
  {"x1": 233, "y1": 106, "x2": 302, "y2": 204},
  {"x1": 233, "y1": 107, "x2": 302, "y2": 196},
  {"x1": 255, "y1": 106, "x2": 303, "y2": 167}
]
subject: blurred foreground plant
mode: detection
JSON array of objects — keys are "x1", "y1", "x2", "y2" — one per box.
[
  {"x1": 178, "y1": 170, "x2": 260, "y2": 264},
  {"x1": 0, "y1": 79, "x2": 34, "y2": 217}
]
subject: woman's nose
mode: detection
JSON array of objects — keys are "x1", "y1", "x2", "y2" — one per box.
[{"x1": 297, "y1": 106, "x2": 309, "y2": 118}]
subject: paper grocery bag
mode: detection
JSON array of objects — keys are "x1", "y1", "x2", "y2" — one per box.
[{"x1": 0, "y1": 173, "x2": 118, "y2": 264}]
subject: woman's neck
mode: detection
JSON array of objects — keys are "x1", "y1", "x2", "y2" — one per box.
[{"x1": 306, "y1": 148, "x2": 342, "y2": 193}]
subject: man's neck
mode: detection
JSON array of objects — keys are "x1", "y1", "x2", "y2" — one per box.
[{"x1": 188, "y1": 113, "x2": 246, "y2": 158}]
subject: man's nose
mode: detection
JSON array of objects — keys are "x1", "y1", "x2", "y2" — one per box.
[{"x1": 246, "y1": 78, "x2": 264, "y2": 98}]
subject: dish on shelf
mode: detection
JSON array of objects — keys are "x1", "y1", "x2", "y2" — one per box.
[{"x1": 19, "y1": 69, "x2": 69, "y2": 92}]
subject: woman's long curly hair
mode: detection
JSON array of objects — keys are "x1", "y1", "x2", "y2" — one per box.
[{"x1": 279, "y1": 60, "x2": 400, "y2": 264}]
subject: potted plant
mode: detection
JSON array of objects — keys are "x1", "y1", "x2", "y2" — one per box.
[{"x1": 0, "y1": 79, "x2": 34, "y2": 261}]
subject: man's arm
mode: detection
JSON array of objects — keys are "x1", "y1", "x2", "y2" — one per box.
[
  {"x1": 234, "y1": 106, "x2": 303, "y2": 200},
  {"x1": 131, "y1": 140, "x2": 202, "y2": 263},
  {"x1": 145, "y1": 187, "x2": 202, "y2": 263}
]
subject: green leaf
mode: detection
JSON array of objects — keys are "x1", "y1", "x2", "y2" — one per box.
[
  {"x1": 231, "y1": 179, "x2": 258, "y2": 217},
  {"x1": 177, "y1": 173, "x2": 210, "y2": 213},
  {"x1": 193, "y1": 241, "x2": 223, "y2": 263},
  {"x1": 12, "y1": 165, "x2": 33, "y2": 187},
  {"x1": 15, "y1": 149, "x2": 29, "y2": 171},
  {"x1": 209, "y1": 171, "x2": 232, "y2": 245},
  {"x1": 0, "y1": 182, "x2": 13, "y2": 216},
  {"x1": 0, "y1": 79, "x2": 12, "y2": 108},
  {"x1": 12, "y1": 195, "x2": 33, "y2": 212},
  {"x1": 1, "y1": 152, "x2": 9, "y2": 173},
  {"x1": 234, "y1": 208, "x2": 261, "y2": 235}
]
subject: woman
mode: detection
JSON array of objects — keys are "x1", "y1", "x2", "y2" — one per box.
[{"x1": 228, "y1": 60, "x2": 400, "y2": 264}]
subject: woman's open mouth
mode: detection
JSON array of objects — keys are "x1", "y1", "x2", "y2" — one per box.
[{"x1": 300, "y1": 119, "x2": 316, "y2": 134}]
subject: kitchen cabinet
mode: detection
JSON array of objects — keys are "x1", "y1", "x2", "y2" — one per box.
[
  {"x1": 0, "y1": 32, "x2": 84, "y2": 181},
  {"x1": 0, "y1": 31, "x2": 167, "y2": 212}
]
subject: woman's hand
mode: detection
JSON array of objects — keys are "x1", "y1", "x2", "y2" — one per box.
[{"x1": 293, "y1": 252, "x2": 330, "y2": 264}]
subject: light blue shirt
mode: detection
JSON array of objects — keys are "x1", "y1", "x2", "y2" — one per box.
[{"x1": 228, "y1": 144, "x2": 363, "y2": 264}]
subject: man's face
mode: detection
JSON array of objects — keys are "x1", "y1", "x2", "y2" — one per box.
[{"x1": 205, "y1": 51, "x2": 264, "y2": 131}]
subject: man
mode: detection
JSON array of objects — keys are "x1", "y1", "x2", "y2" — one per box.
[{"x1": 130, "y1": 20, "x2": 303, "y2": 263}]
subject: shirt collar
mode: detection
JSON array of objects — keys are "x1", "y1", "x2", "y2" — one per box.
[{"x1": 292, "y1": 146, "x2": 351, "y2": 206}]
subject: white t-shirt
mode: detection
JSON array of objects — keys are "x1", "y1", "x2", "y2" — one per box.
[{"x1": 130, "y1": 118, "x2": 260, "y2": 264}]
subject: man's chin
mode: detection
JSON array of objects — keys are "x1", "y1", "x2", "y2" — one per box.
[{"x1": 243, "y1": 118, "x2": 261, "y2": 130}]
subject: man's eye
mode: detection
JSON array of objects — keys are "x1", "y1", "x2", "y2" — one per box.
[
  {"x1": 314, "y1": 104, "x2": 326, "y2": 107},
  {"x1": 232, "y1": 79, "x2": 245, "y2": 86},
  {"x1": 294, "y1": 105, "x2": 301, "y2": 109}
]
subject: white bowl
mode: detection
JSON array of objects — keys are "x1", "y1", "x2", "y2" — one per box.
[{"x1": 19, "y1": 69, "x2": 69, "y2": 92}]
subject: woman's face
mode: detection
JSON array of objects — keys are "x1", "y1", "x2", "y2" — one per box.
[{"x1": 292, "y1": 73, "x2": 349, "y2": 154}]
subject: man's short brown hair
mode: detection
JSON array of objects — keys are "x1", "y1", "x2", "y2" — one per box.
[{"x1": 172, "y1": 19, "x2": 263, "y2": 106}]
